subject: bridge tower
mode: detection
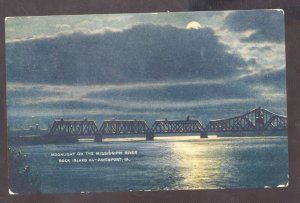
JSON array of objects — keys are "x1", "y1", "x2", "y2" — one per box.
[{"x1": 255, "y1": 107, "x2": 264, "y2": 130}]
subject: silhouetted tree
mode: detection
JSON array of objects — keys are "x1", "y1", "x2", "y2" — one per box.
[{"x1": 8, "y1": 148, "x2": 41, "y2": 193}]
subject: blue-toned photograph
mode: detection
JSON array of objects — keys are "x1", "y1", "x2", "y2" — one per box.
[{"x1": 5, "y1": 10, "x2": 288, "y2": 194}]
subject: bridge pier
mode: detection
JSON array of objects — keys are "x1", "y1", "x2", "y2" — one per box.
[
  {"x1": 146, "y1": 133, "x2": 154, "y2": 141},
  {"x1": 200, "y1": 132, "x2": 208, "y2": 138},
  {"x1": 94, "y1": 135, "x2": 102, "y2": 142}
]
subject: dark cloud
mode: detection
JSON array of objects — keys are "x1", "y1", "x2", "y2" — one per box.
[
  {"x1": 7, "y1": 81, "x2": 256, "y2": 111},
  {"x1": 6, "y1": 24, "x2": 248, "y2": 85},
  {"x1": 7, "y1": 88, "x2": 63, "y2": 99},
  {"x1": 248, "y1": 46, "x2": 272, "y2": 52},
  {"x1": 225, "y1": 10, "x2": 284, "y2": 43},
  {"x1": 9, "y1": 100, "x2": 112, "y2": 110},
  {"x1": 85, "y1": 82, "x2": 255, "y2": 102},
  {"x1": 247, "y1": 58, "x2": 258, "y2": 66},
  {"x1": 261, "y1": 68, "x2": 286, "y2": 85},
  {"x1": 244, "y1": 68, "x2": 286, "y2": 90}
]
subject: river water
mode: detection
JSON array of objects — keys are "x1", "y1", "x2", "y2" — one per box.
[{"x1": 14, "y1": 136, "x2": 288, "y2": 193}]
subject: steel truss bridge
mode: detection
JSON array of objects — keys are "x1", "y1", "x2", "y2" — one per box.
[
  {"x1": 149, "y1": 118, "x2": 207, "y2": 139},
  {"x1": 47, "y1": 107, "x2": 287, "y2": 142},
  {"x1": 205, "y1": 107, "x2": 287, "y2": 132},
  {"x1": 95, "y1": 120, "x2": 150, "y2": 141},
  {"x1": 48, "y1": 119, "x2": 99, "y2": 136}
]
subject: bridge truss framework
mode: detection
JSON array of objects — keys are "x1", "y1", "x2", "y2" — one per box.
[
  {"x1": 48, "y1": 119, "x2": 99, "y2": 136},
  {"x1": 47, "y1": 107, "x2": 287, "y2": 142},
  {"x1": 205, "y1": 107, "x2": 287, "y2": 132}
]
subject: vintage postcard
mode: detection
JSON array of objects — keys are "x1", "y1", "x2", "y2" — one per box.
[{"x1": 5, "y1": 10, "x2": 288, "y2": 194}]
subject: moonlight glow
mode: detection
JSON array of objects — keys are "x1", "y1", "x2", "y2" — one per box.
[{"x1": 186, "y1": 21, "x2": 202, "y2": 29}]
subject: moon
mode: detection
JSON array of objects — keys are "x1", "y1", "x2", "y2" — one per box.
[{"x1": 186, "y1": 21, "x2": 202, "y2": 30}]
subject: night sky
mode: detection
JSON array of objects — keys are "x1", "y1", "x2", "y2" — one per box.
[{"x1": 5, "y1": 10, "x2": 287, "y2": 129}]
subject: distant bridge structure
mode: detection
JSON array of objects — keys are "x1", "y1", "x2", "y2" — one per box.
[
  {"x1": 48, "y1": 119, "x2": 99, "y2": 137},
  {"x1": 149, "y1": 117, "x2": 207, "y2": 139},
  {"x1": 98, "y1": 120, "x2": 150, "y2": 135},
  {"x1": 47, "y1": 107, "x2": 287, "y2": 142},
  {"x1": 205, "y1": 107, "x2": 287, "y2": 132},
  {"x1": 95, "y1": 120, "x2": 150, "y2": 141}
]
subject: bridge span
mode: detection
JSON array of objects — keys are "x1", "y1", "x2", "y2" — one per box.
[
  {"x1": 47, "y1": 107, "x2": 287, "y2": 142},
  {"x1": 205, "y1": 107, "x2": 287, "y2": 132},
  {"x1": 148, "y1": 117, "x2": 207, "y2": 140},
  {"x1": 48, "y1": 119, "x2": 99, "y2": 137},
  {"x1": 95, "y1": 120, "x2": 150, "y2": 142}
]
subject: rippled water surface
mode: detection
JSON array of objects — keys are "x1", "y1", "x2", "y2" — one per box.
[{"x1": 15, "y1": 136, "x2": 288, "y2": 193}]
